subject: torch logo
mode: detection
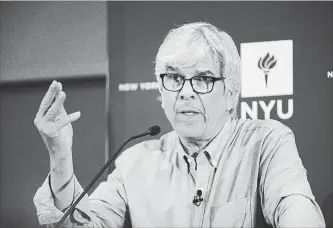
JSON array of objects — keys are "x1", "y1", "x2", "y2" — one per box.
[
  {"x1": 241, "y1": 40, "x2": 292, "y2": 98},
  {"x1": 258, "y1": 52, "x2": 277, "y2": 87}
]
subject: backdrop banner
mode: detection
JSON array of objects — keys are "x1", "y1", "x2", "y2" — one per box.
[{"x1": 108, "y1": 1, "x2": 333, "y2": 226}]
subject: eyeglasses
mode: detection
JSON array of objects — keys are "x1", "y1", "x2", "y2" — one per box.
[{"x1": 159, "y1": 73, "x2": 224, "y2": 94}]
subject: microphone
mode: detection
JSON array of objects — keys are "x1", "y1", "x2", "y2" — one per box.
[
  {"x1": 55, "y1": 125, "x2": 161, "y2": 228},
  {"x1": 136, "y1": 125, "x2": 161, "y2": 138},
  {"x1": 148, "y1": 125, "x2": 161, "y2": 136},
  {"x1": 193, "y1": 189, "x2": 203, "y2": 206}
]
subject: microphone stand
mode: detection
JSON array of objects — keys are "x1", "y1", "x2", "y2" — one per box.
[{"x1": 54, "y1": 129, "x2": 154, "y2": 228}]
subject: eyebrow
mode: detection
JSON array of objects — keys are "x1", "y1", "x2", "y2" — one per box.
[
  {"x1": 165, "y1": 66, "x2": 215, "y2": 76},
  {"x1": 165, "y1": 65, "x2": 179, "y2": 72},
  {"x1": 195, "y1": 70, "x2": 214, "y2": 76}
]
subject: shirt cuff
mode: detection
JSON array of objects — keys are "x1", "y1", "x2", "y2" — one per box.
[{"x1": 33, "y1": 173, "x2": 94, "y2": 226}]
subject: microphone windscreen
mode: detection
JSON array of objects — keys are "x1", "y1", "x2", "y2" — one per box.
[{"x1": 148, "y1": 125, "x2": 161, "y2": 136}]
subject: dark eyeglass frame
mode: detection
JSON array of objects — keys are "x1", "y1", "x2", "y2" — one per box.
[{"x1": 159, "y1": 73, "x2": 225, "y2": 94}]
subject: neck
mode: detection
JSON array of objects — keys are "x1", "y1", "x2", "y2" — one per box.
[
  {"x1": 179, "y1": 137, "x2": 211, "y2": 156},
  {"x1": 179, "y1": 115, "x2": 231, "y2": 156}
]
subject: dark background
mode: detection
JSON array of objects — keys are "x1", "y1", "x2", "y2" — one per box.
[
  {"x1": 0, "y1": 76, "x2": 107, "y2": 227},
  {"x1": 108, "y1": 1, "x2": 333, "y2": 227}
]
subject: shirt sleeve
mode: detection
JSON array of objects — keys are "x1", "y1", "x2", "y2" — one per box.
[
  {"x1": 33, "y1": 158, "x2": 128, "y2": 228},
  {"x1": 259, "y1": 123, "x2": 326, "y2": 228}
]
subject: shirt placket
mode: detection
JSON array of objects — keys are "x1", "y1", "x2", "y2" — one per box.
[{"x1": 190, "y1": 153, "x2": 213, "y2": 228}]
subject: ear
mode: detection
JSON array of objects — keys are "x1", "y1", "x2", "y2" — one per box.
[
  {"x1": 226, "y1": 89, "x2": 235, "y2": 112},
  {"x1": 158, "y1": 86, "x2": 165, "y2": 109}
]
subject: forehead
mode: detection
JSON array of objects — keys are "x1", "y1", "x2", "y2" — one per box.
[
  {"x1": 160, "y1": 42, "x2": 219, "y2": 74},
  {"x1": 163, "y1": 49, "x2": 219, "y2": 76}
]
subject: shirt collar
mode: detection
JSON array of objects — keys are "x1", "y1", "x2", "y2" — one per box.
[{"x1": 175, "y1": 116, "x2": 236, "y2": 168}]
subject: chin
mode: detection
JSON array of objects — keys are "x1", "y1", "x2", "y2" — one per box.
[{"x1": 175, "y1": 122, "x2": 205, "y2": 139}]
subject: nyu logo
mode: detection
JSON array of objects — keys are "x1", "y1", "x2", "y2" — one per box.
[
  {"x1": 240, "y1": 40, "x2": 293, "y2": 120},
  {"x1": 257, "y1": 53, "x2": 277, "y2": 87}
]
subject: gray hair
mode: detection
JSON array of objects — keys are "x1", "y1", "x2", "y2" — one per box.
[{"x1": 155, "y1": 22, "x2": 241, "y2": 117}]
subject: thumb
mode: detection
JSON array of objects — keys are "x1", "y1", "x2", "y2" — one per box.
[{"x1": 63, "y1": 111, "x2": 81, "y2": 126}]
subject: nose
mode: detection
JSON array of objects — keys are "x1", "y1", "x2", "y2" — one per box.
[{"x1": 179, "y1": 79, "x2": 196, "y2": 100}]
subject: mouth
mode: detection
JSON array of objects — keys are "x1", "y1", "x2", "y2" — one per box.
[
  {"x1": 178, "y1": 109, "x2": 201, "y2": 116},
  {"x1": 180, "y1": 112, "x2": 198, "y2": 116}
]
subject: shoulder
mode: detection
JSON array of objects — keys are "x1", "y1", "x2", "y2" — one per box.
[
  {"x1": 234, "y1": 118, "x2": 296, "y2": 152},
  {"x1": 240, "y1": 118, "x2": 297, "y2": 154},
  {"x1": 239, "y1": 118, "x2": 293, "y2": 136},
  {"x1": 115, "y1": 131, "x2": 178, "y2": 172},
  {"x1": 234, "y1": 119, "x2": 298, "y2": 169}
]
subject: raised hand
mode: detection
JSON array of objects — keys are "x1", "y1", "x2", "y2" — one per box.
[{"x1": 34, "y1": 80, "x2": 81, "y2": 160}]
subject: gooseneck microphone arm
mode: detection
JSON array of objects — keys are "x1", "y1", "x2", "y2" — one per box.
[{"x1": 55, "y1": 125, "x2": 161, "y2": 228}]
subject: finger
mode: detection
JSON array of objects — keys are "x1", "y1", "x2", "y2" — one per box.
[
  {"x1": 36, "y1": 81, "x2": 59, "y2": 119},
  {"x1": 57, "y1": 82, "x2": 63, "y2": 95},
  {"x1": 53, "y1": 82, "x2": 63, "y2": 104},
  {"x1": 53, "y1": 82, "x2": 64, "y2": 111},
  {"x1": 52, "y1": 82, "x2": 63, "y2": 110},
  {"x1": 45, "y1": 91, "x2": 67, "y2": 120},
  {"x1": 62, "y1": 111, "x2": 81, "y2": 126}
]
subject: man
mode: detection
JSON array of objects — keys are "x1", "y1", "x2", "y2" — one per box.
[{"x1": 33, "y1": 22, "x2": 325, "y2": 227}]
